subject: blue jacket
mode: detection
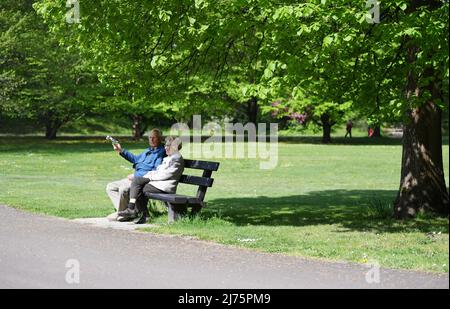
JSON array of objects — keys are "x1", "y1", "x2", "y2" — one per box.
[{"x1": 120, "y1": 145, "x2": 166, "y2": 177}]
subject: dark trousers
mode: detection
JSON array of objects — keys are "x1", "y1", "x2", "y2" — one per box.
[
  {"x1": 130, "y1": 177, "x2": 151, "y2": 200},
  {"x1": 130, "y1": 177, "x2": 165, "y2": 214}
]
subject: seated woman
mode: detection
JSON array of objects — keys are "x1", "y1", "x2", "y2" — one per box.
[{"x1": 118, "y1": 136, "x2": 184, "y2": 223}]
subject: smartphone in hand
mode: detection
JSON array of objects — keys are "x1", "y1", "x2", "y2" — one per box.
[{"x1": 106, "y1": 135, "x2": 119, "y2": 145}]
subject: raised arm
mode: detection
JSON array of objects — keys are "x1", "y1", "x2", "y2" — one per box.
[{"x1": 117, "y1": 146, "x2": 139, "y2": 164}]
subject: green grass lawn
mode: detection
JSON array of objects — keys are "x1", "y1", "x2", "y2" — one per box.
[{"x1": 0, "y1": 136, "x2": 448, "y2": 273}]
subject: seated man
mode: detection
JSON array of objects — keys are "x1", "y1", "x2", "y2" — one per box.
[
  {"x1": 118, "y1": 136, "x2": 184, "y2": 223},
  {"x1": 105, "y1": 129, "x2": 166, "y2": 221}
]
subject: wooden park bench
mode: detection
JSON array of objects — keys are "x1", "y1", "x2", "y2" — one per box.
[{"x1": 144, "y1": 159, "x2": 220, "y2": 223}]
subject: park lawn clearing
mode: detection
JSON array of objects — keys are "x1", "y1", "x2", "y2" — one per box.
[{"x1": 0, "y1": 136, "x2": 448, "y2": 273}]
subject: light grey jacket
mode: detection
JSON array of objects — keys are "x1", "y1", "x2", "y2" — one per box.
[{"x1": 143, "y1": 153, "x2": 184, "y2": 193}]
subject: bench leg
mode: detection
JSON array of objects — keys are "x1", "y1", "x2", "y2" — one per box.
[
  {"x1": 167, "y1": 203, "x2": 187, "y2": 223},
  {"x1": 190, "y1": 205, "x2": 202, "y2": 218}
]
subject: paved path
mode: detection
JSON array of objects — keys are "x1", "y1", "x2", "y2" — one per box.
[{"x1": 0, "y1": 205, "x2": 447, "y2": 289}]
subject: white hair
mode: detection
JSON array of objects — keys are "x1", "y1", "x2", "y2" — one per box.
[
  {"x1": 165, "y1": 136, "x2": 182, "y2": 151},
  {"x1": 148, "y1": 128, "x2": 163, "y2": 140}
]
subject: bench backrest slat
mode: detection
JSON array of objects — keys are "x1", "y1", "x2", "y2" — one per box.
[
  {"x1": 177, "y1": 159, "x2": 219, "y2": 203},
  {"x1": 179, "y1": 174, "x2": 214, "y2": 187},
  {"x1": 184, "y1": 159, "x2": 220, "y2": 171}
]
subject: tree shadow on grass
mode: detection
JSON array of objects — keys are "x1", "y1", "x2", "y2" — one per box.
[
  {"x1": 280, "y1": 136, "x2": 402, "y2": 145},
  {"x1": 0, "y1": 136, "x2": 147, "y2": 154},
  {"x1": 281, "y1": 135, "x2": 449, "y2": 146},
  {"x1": 203, "y1": 189, "x2": 449, "y2": 234}
]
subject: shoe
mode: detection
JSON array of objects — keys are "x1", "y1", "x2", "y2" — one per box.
[
  {"x1": 117, "y1": 208, "x2": 138, "y2": 219},
  {"x1": 106, "y1": 212, "x2": 119, "y2": 221},
  {"x1": 134, "y1": 213, "x2": 149, "y2": 225},
  {"x1": 117, "y1": 216, "x2": 132, "y2": 222}
]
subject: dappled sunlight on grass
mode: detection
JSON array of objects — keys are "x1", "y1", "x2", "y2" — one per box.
[{"x1": 199, "y1": 190, "x2": 449, "y2": 234}]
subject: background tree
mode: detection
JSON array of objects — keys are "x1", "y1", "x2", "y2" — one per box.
[
  {"x1": 261, "y1": 0, "x2": 449, "y2": 217},
  {"x1": 0, "y1": 0, "x2": 104, "y2": 139}
]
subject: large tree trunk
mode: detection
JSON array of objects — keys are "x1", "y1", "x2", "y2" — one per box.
[
  {"x1": 394, "y1": 101, "x2": 449, "y2": 218},
  {"x1": 394, "y1": 42, "x2": 449, "y2": 218},
  {"x1": 321, "y1": 113, "x2": 332, "y2": 144},
  {"x1": 247, "y1": 97, "x2": 258, "y2": 124},
  {"x1": 42, "y1": 114, "x2": 63, "y2": 140},
  {"x1": 131, "y1": 114, "x2": 145, "y2": 140},
  {"x1": 371, "y1": 126, "x2": 381, "y2": 138},
  {"x1": 45, "y1": 123, "x2": 59, "y2": 139}
]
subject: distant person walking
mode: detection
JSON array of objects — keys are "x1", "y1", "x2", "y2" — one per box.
[{"x1": 345, "y1": 119, "x2": 353, "y2": 138}]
